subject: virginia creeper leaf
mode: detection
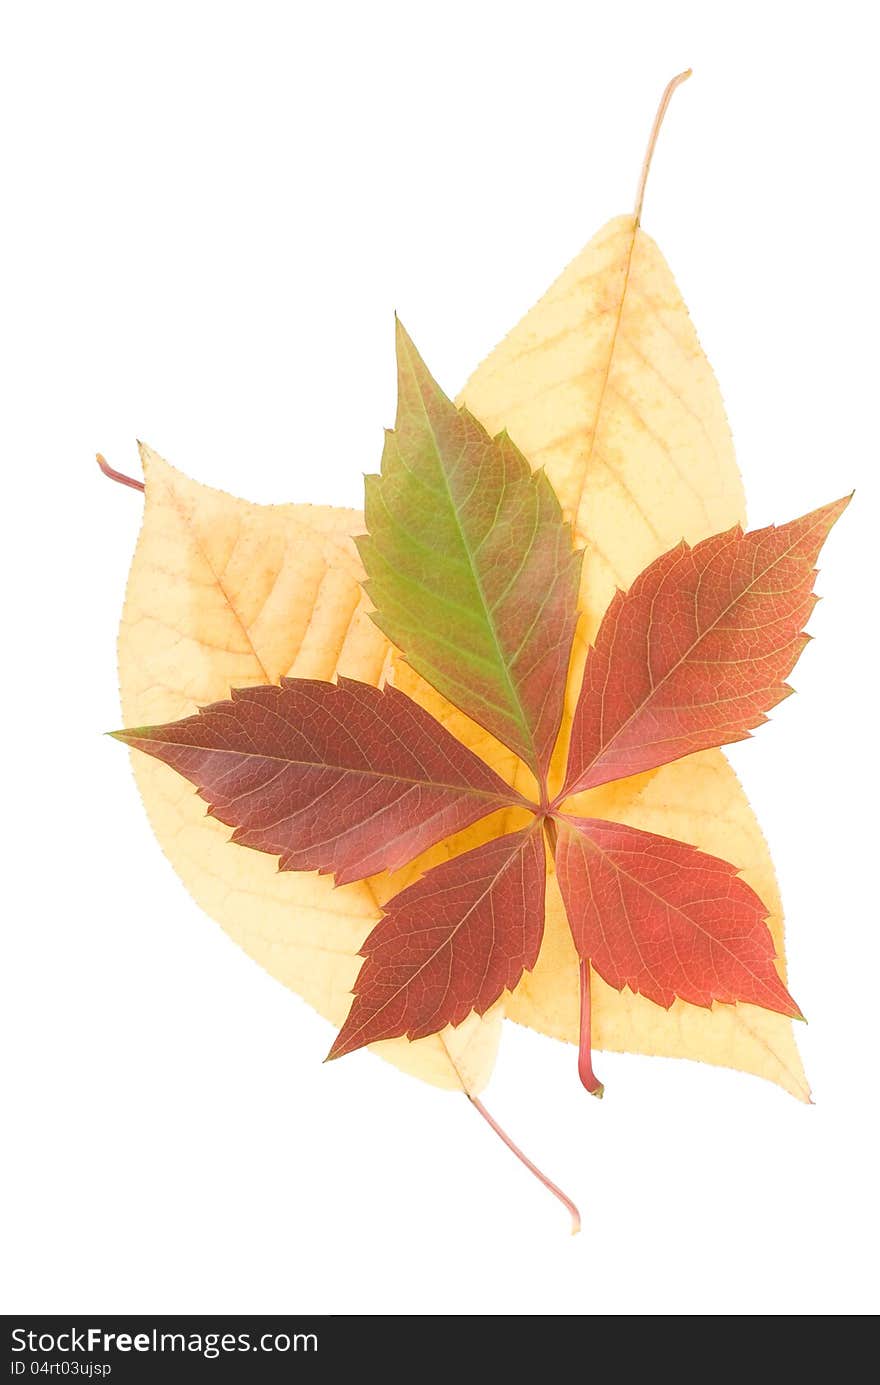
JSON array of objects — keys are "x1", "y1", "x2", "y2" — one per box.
[
  {"x1": 328, "y1": 826, "x2": 546, "y2": 1058},
  {"x1": 113, "y1": 676, "x2": 527, "y2": 886},
  {"x1": 358, "y1": 319, "x2": 582, "y2": 781},
  {"x1": 561, "y1": 497, "x2": 850, "y2": 798},
  {"x1": 553, "y1": 816, "x2": 801, "y2": 1018}
]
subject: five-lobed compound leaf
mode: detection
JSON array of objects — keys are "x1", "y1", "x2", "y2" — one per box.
[
  {"x1": 114, "y1": 451, "x2": 845, "y2": 1096},
  {"x1": 113, "y1": 675, "x2": 528, "y2": 886},
  {"x1": 553, "y1": 816, "x2": 801, "y2": 1018},
  {"x1": 561, "y1": 497, "x2": 850, "y2": 798},
  {"x1": 358, "y1": 318, "x2": 582, "y2": 782},
  {"x1": 328, "y1": 826, "x2": 546, "y2": 1058}
]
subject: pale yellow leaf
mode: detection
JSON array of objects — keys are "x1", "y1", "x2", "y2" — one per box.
[
  {"x1": 460, "y1": 215, "x2": 744, "y2": 643},
  {"x1": 118, "y1": 445, "x2": 502, "y2": 1094},
  {"x1": 458, "y1": 215, "x2": 808, "y2": 1100}
]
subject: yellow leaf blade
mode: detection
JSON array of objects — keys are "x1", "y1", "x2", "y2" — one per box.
[
  {"x1": 460, "y1": 216, "x2": 745, "y2": 643},
  {"x1": 118, "y1": 445, "x2": 502, "y2": 1093}
]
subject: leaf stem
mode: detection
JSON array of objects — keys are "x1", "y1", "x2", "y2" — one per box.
[
  {"x1": 634, "y1": 68, "x2": 692, "y2": 225},
  {"x1": 542, "y1": 814, "x2": 558, "y2": 853},
  {"x1": 578, "y1": 960, "x2": 604, "y2": 1099},
  {"x1": 96, "y1": 453, "x2": 145, "y2": 493},
  {"x1": 467, "y1": 1094, "x2": 581, "y2": 1235}
]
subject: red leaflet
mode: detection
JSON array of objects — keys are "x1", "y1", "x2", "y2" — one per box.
[
  {"x1": 112, "y1": 677, "x2": 527, "y2": 885},
  {"x1": 328, "y1": 827, "x2": 546, "y2": 1058},
  {"x1": 554, "y1": 816, "x2": 800, "y2": 1017},
  {"x1": 561, "y1": 497, "x2": 850, "y2": 797}
]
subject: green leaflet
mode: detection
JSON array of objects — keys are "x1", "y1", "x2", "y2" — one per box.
[{"x1": 358, "y1": 321, "x2": 582, "y2": 784}]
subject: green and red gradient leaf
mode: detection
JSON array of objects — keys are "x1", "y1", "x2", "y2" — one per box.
[
  {"x1": 561, "y1": 497, "x2": 850, "y2": 798},
  {"x1": 328, "y1": 826, "x2": 546, "y2": 1058},
  {"x1": 553, "y1": 816, "x2": 801, "y2": 1018},
  {"x1": 358, "y1": 319, "x2": 582, "y2": 782},
  {"x1": 112, "y1": 677, "x2": 528, "y2": 886}
]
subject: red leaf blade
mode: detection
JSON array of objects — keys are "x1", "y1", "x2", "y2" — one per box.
[
  {"x1": 113, "y1": 677, "x2": 527, "y2": 885},
  {"x1": 561, "y1": 496, "x2": 850, "y2": 797},
  {"x1": 554, "y1": 816, "x2": 801, "y2": 1017},
  {"x1": 328, "y1": 827, "x2": 546, "y2": 1057}
]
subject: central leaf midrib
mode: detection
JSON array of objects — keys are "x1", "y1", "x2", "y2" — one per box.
[
  {"x1": 568, "y1": 219, "x2": 639, "y2": 534},
  {"x1": 401, "y1": 337, "x2": 537, "y2": 771},
  {"x1": 125, "y1": 736, "x2": 523, "y2": 805}
]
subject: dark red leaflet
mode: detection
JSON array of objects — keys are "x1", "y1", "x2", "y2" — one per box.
[
  {"x1": 113, "y1": 677, "x2": 529, "y2": 885},
  {"x1": 561, "y1": 497, "x2": 850, "y2": 798},
  {"x1": 553, "y1": 815, "x2": 801, "y2": 1017},
  {"x1": 328, "y1": 826, "x2": 546, "y2": 1058}
]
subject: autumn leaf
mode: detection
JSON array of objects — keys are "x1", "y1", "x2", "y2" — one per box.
[
  {"x1": 561, "y1": 498, "x2": 850, "y2": 797},
  {"x1": 360, "y1": 319, "x2": 582, "y2": 780},
  {"x1": 105, "y1": 71, "x2": 850, "y2": 1228},
  {"x1": 553, "y1": 817, "x2": 802, "y2": 1018},
  {"x1": 329, "y1": 826, "x2": 546, "y2": 1057},
  {"x1": 112, "y1": 677, "x2": 527, "y2": 885}
]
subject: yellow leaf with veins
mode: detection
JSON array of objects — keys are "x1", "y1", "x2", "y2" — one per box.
[
  {"x1": 118, "y1": 445, "x2": 502, "y2": 1094},
  {"x1": 457, "y1": 210, "x2": 808, "y2": 1102}
]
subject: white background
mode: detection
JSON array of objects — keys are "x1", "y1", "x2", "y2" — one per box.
[{"x1": 2, "y1": 1, "x2": 877, "y2": 1317}]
